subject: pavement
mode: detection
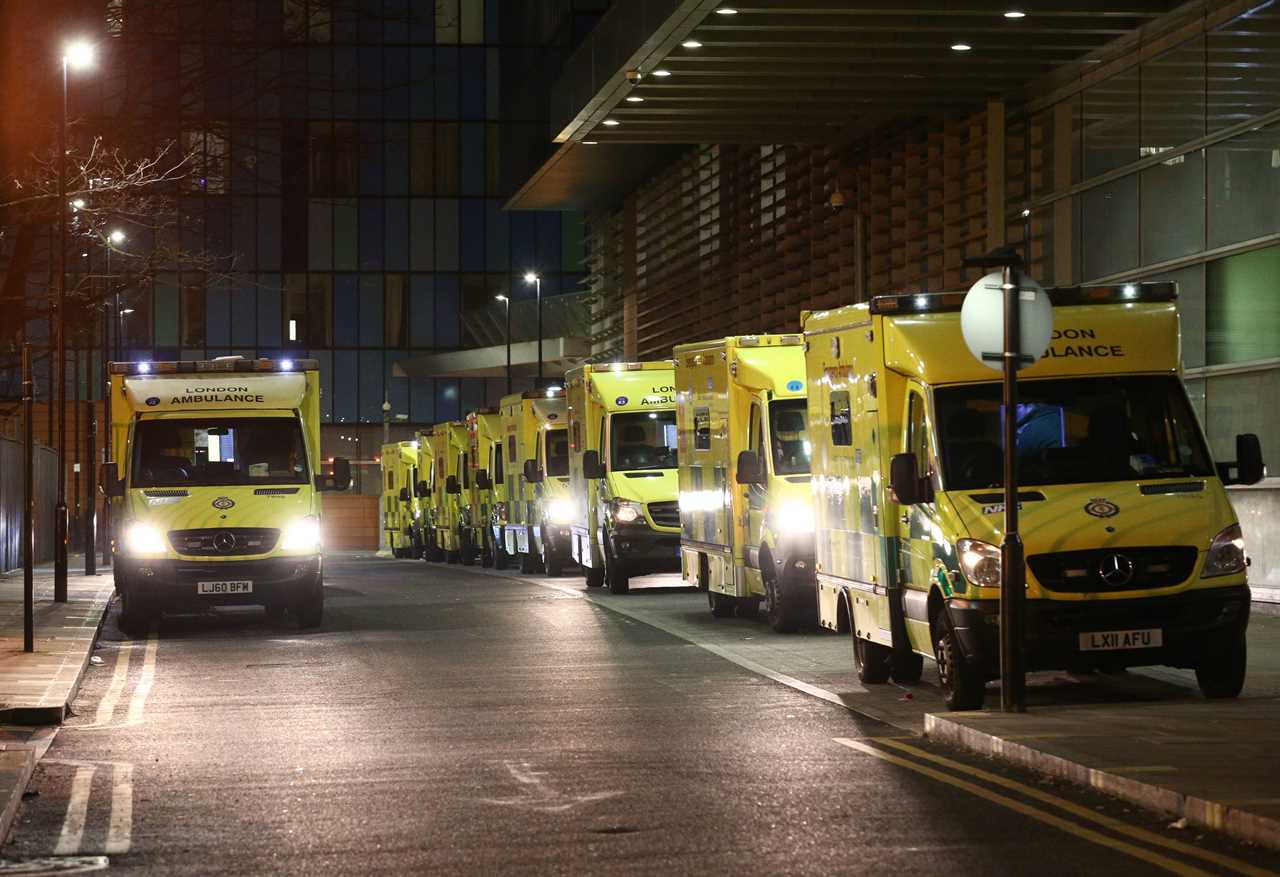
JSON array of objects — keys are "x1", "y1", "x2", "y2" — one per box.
[
  {"x1": 7, "y1": 553, "x2": 1279, "y2": 875},
  {"x1": 0, "y1": 557, "x2": 114, "y2": 848}
]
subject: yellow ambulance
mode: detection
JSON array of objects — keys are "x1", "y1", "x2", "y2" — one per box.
[
  {"x1": 674, "y1": 335, "x2": 816, "y2": 631},
  {"x1": 498, "y1": 388, "x2": 573, "y2": 575},
  {"x1": 803, "y1": 284, "x2": 1263, "y2": 709},
  {"x1": 465, "y1": 408, "x2": 503, "y2": 567},
  {"x1": 101, "y1": 357, "x2": 350, "y2": 634},
  {"x1": 380, "y1": 440, "x2": 422, "y2": 558},
  {"x1": 416, "y1": 428, "x2": 444, "y2": 562},
  {"x1": 566, "y1": 362, "x2": 680, "y2": 593},
  {"x1": 426, "y1": 420, "x2": 468, "y2": 564}
]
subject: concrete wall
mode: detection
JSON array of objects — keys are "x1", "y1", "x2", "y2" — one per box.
[{"x1": 1229, "y1": 483, "x2": 1280, "y2": 606}]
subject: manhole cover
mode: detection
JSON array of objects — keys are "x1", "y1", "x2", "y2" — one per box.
[{"x1": 0, "y1": 858, "x2": 109, "y2": 875}]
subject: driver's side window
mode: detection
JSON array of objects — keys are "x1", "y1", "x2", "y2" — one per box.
[
  {"x1": 906, "y1": 391, "x2": 934, "y2": 482},
  {"x1": 749, "y1": 404, "x2": 764, "y2": 468}
]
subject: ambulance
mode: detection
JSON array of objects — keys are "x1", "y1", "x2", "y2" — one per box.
[
  {"x1": 380, "y1": 440, "x2": 422, "y2": 558},
  {"x1": 100, "y1": 358, "x2": 350, "y2": 634},
  {"x1": 674, "y1": 335, "x2": 816, "y2": 631},
  {"x1": 416, "y1": 428, "x2": 445, "y2": 562},
  {"x1": 566, "y1": 362, "x2": 680, "y2": 593},
  {"x1": 426, "y1": 420, "x2": 468, "y2": 564},
  {"x1": 497, "y1": 388, "x2": 572, "y2": 575},
  {"x1": 464, "y1": 408, "x2": 503, "y2": 567},
  {"x1": 803, "y1": 284, "x2": 1263, "y2": 710}
]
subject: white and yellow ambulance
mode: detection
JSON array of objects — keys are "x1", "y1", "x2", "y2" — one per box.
[{"x1": 497, "y1": 388, "x2": 573, "y2": 575}]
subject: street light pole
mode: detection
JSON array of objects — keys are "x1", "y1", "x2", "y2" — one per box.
[
  {"x1": 496, "y1": 295, "x2": 510, "y2": 394},
  {"x1": 524, "y1": 272, "x2": 542, "y2": 384}
]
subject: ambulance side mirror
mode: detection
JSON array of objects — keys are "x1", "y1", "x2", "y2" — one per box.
[
  {"x1": 476, "y1": 469, "x2": 492, "y2": 490},
  {"x1": 735, "y1": 450, "x2": 766, "y2": 486},
  {"x1": 446, "y1": 475, "x2": 460, "y2": 495},
  {"x1": 398, "y1": 487, "x2": 411, "y2": 502},
  {"x1": 317, "y1": 457, "x2": 352, "y2": 491},
  {"x1": 99, "y1": 463, "x2": 125, "y2": 498},
  {"x1": 523, "y1": 459, "x2": 544, "y2": 484},
  {"x1": 582, "y1": 450, "x2": 604, "y2": 480},
  {"x1": 1221, "y1": 433, "x2": 1265, "y2": 486},
  {"x1": 889, "y1": 453, "x2": 933, "y2": 505}
]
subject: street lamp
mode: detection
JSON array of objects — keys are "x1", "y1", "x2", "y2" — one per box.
[
  {"x1": 55, "y1": 37, "x2": 98, "y2": 599},
  {"x1": 523, "y1": 272, "x2": 542, "y2": 383},
  {"x1": 495, "y1": 294, "x2": 511, "y2": 394},
  {"x1": 97, "y1": 228, "x2": 125, "y2": 572}
]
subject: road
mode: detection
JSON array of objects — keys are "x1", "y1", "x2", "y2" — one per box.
[{"x1": 5, "y1": 555, "x2": 1278, "y2": 875}]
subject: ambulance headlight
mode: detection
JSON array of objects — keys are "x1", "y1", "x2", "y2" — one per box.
[
  {"x1": 612, "y1": 500, "x2": 642, "y2": 524},
  {"x1": 547, "y1": 498, "x2": 574, "y2": 525},
  {"x1": 957, "y1": 538, "x2": 1001, "y2": 588},
  {"x1": 124, "y1": 521, "x2": 166, "y2": 556},
  {"x1": 773, "y1": 500, "x2": 814, "y2": 534},
  {"x1": 1201, "y1": 523, "x2": 1246, "y2": 578},
  {"x1": 281, "y1": 516, "x2": 322, "y2": 552}
]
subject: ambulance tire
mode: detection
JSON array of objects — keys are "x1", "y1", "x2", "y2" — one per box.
[
  {"x1": 606, "y1": 550, "x2": 630, "y2": 595},
  {"x1": 1196, "y1": 633, "x2": 1247, "y2": 699},
  {"x1": 585, "y1": 565, "x2": 606, "y2": 588},
  {"x1": 541, "y1": 541, "x2": 563, "y2": 577},
  {"x1": 118, "y1": 588, "x2": 156, "y2": 638},
  {"x1": 935, "y1": 619, "x2": 985, "y2": 711},
  {"x1": 461, "y1": 543, "x2": 476, "y2": 566},
  {"x1": 446, "y1": 550, "x2": 460, "y2": 565},
  {"x1": 295, "y1": 576, "x2": 324, "y2": 629},
  {"x1": 493, "y1": 538, "x2": 509, "y2": 570},
  {"x1": 708, "y1": 590, "x2": 736, "y2": 618},
  {"x1": 853, "y1": 634, "x2": 892, "y2": 684},
  {"x1": 518, "y1": 549, "x2": 538, "y2": 575},
  {"x1": 763, "y1": 562, "x2": 802, "y2": 633}
]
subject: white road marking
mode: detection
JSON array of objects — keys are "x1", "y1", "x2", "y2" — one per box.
[
  {"x1": 478, "y1": 761, "x2": 622, "y2": 813},
  {"x1": 126, "y1": 633, "x2": 159, "y2": 725},
  {"x1": 105, "y1": 762, "x2": 134, "y2": 855},
  {"x1": 54, "y1": 765, "x2": 97, "y2": 856},
  {"x1": 93, "y1": 644, "x2": 134, "y2": 726}
]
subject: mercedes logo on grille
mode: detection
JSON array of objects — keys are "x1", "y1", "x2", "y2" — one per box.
[
  {"x1": 212, "y1": 531, "x2": 237, "y2": 553},
  {"x1": 1098, "y1": 553, "x2": 1136, "y2": 587}
]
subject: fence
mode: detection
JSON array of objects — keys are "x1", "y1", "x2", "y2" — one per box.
[{"x1": 0, "y1": 436, "x2": 57, "y2": 573}]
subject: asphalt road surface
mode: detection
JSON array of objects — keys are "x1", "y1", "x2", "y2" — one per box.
[{"x1": 6, "y1": 555, "x2": 1278, "y2": 875}]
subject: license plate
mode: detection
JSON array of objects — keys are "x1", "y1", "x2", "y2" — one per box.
[
  {"x1": 1078, "y1": 628, "x2": 1162, "y2": 651},
  {"x1": 197, "y1": 580, "x2": 253, "y2": 595}
]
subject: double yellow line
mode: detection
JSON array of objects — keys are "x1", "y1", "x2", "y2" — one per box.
[{"x1": 835, "y1": 737, "x2": 1274, "y2": 877}]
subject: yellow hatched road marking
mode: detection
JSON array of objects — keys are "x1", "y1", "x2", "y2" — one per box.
[
  {"x1": 871, "y1": 737, "x2": 1276, "y2": 877},
  {"x1": 834, "y1": 738, "x2": 1215, "y2": 877}
]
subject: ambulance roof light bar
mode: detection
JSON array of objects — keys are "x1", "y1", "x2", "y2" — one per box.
[
  {"x1": 869, "y1": 282, "x2": 1177, "y2": 316},
  {"x1": 108, "y1": 358, "x2": 319, "y2": 375}
]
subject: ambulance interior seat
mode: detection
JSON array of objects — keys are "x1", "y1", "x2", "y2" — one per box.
[{"x1": 143, "y1": 455, "x2": 193, "y2": 484}]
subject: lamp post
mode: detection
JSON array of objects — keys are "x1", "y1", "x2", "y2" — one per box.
[
  {"x1": 495, "y1": 294, "x2": 510, "y2": 394},
  {"x1": 523, "y1": 272, "x2": 542, "y2": 384},
  {"x1": 55, "y1": 38, "x2": 97, "y2": 600},
  {"x1": 382, "y1": 398, "x2": 392, "y2": 445}
]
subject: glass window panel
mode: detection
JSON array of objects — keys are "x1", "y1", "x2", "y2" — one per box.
[
  {"x1": 334, "y1": 275, "x2": 359, "y2": 347},
  {"x1": 311, "y1": 349, "x2": 333, "y2": 423},
  {"x1": 359, "y1": 201, "x2": 384, "y2": 271},
  {"x1": 436, "y1": 47, "x2": 459, "y2": 118},
  {"x1": 436, "y1": 379, "x2": 461, "y2": 422},
  {"x1": 510, "y1": 211, "x2": 536, "y2": 270},
  {"x1": 1206, "y1": 245, "x2": 1280, "y2": 365},
  {"x1": 360, "y1": 123, "x2": 384, "y2": 195},
  {"x1": 1145, "y1": 264, "x2": 1206, "y2": 370},
  {"x1": 360, "y1": 275, "x2": 384, "y2": 347},
  {"x1": 181, "y1": 278, "x2": 206, "y2": 348},
  {"x1": 308, "y1": 199, "x2": 333, "y2": 271},
  {"x1": 385, "y1": 123, "x2": 410, "y2": 196},
  {"x1": 485, "y1": 121, "x2": 501, "y2": 195},
  {"x1": 561, "y1": 211, "x2": 586, "y2": 272},
  {"x1": 410, "y1": 123, "x2": 434, "y2": 196},
  {"x1": 231, "y1": 282, "x2": 256, "y2": 346},
  {"x1": 460, "y1": 47, "x2": 485, "y2": 117},
  {"x1": 386, "y1": 47, "x2": 410, "y2": 119},
  {"x1": 1081, "y1": 175, "x2": 1138, "y2": 279},
  {"x1": 1083, "y1": 67, "x2": 1140, "y2": 178},
  {"x1": 231, "y1": 197, "x2": 256, "y2": 268},
  {"x1": 256, "y1": 276, "x2": 281, "y2": 348},
  {"x1": 386, "y1": 351, "x2": 409, "y2": 419},
  {"x1": 486, "y1": 48, "x2": 500, "y2": 120},
  {"x1": 1208, "y1": 5, "x2": 1280, "y2": 132},
  {"x1": 256, "y1": 128, "x2": 282, "y2": 195},
  {"x1": 155, "y1": 274, "x2": 179, "y2": 347},
  {"x1": 411, "y1": 199, "x2": 435, "y2": 271},
  {"x1": 436, "y1": 0, "x2": 459, "y2": 43},
  {"x1": 1140, "y1": 149, "x2": 1205, "y2": 264},
  {"x1": 411, "y1": 378, "x2": 434, "y2": 423},
  {"x1": 1141, "y1": 38, "x2": 1206, "y2": 150},
  {"x1": 460, "y1": 200, "x2": 485, "y2": 271},
  {"x1": 411, "y1": 276, "x2": 434, "y2": 348},
  {"x1": 1204, "y1": 369, "x2": 1280, "y2": 462},
  {"x1": 206, "y1": 201, "x2": 231, "y2": 260},
  {"x1": 307, "y1": 274, "x2": 333, "y2": 347},
  {"x1": 435, "y1": 199, "x2": 459, "y2": 272},
  {"x1": 385, "y1": 199, "x2": 409, "y2": 271},
  {"x1": 206, "y1": 284, "x2": 231, "y2": 348},
  {"x1": 435, "y1": 123, "x2": 459, "y2": 196},
  {"x1": 283, "y1": 273, "x2": 307, "y2": 346},
  {"x1": 1208, "y1": 123, "x2": 1280, "y2": 248},
  {"x1": 536, "y1": 212, "x2": 561, "y2": 270},
  {"x1": 334, "y1": 199, "x2": 357, "y2": 270},
  {"x1": 460, "y1": 0, "x2": 483, "y2": 43},
  {"x1": 309, "y1": 46, "x2": 332, "y2": 117},
  {"x1": 358, "y1": 47, "x2": 383, "y2": 120},
  {"x1": 436, "y1": 274, "x2": 460, "y2": 347},
  {"x1": 411, "y1": 50, "x2": 435, "y2": 118},
  {"x1": 359, "y1": 350, "x2": 384, "y2": 422},
  {"x1": 333, "y1": 351, "x2": 357, "y2": 423},
  {"x1": 462, "y1": 378, "x2": 486, "y2": 415},
  {"x1": 383, "y1": 0, "x2": 408, "y2": 41},
  {"x1": 460, "y1": 124, "x2": 485, "y2": 195},
  {"x1": 334, "y1": 48, "x2": 358, "y2": 118},
  {"x1": 257, "y1": 198, "x2": 282, "y2": 271},
  {"x1": 386, "y1": 274, "x2": 409, "y2": 348},
  {"x1": 485, "y1": 199, "x2": 509, "y2": 271}
]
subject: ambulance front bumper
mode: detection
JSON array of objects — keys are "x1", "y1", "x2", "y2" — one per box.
[
  {"x1": 607, "y1": 523, "x2": 681, "y2": 574},
  {"x1": 115, "y1": 555, "x2": 322, "y2": 609}
]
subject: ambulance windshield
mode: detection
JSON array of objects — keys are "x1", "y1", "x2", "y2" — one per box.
[
  {"x1": 132, "y1": 417, "x2": 310, "y2": 487},
  {"x1": 610, "y1": 411, "x2": 678, "y2": 471},
  {"x1": 545, "y1": 429, "x2": 569, "y2": 477},
  {"x1": 934, "y1": 375, "x2": 1213, "y2": 490},
  {"x1": 769, "y1": 399, "x2": 811, "y2": 475}
]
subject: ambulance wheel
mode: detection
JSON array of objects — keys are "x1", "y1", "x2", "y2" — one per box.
[
  {"x1": 585, "y1": 565, "x2": 605, "y2": 588},
  {"x1": 541, "y1": 541, "x2": 563, "y2": 577},
  {"x1": 736, "y1": 597, "x2": 761, "y2": 619},
  {"x1": 480, "y1": 532, "x2": 494, "y2": 568},
  {"x1": 446, "y1": 550, "x2": 460, "y2": 565},
  {"x1": 853, "y1": 634, "x2": 892, "y2": 684},
  {"x1": 493, "y1": 538, "x2": 509, "y2": 570},
  {"x1": 518, "y1": 549, "x2": 538, "y2": 575},
  {"x1": 935, "y1": 619, "x2": 985, "y2": 711},
  {"x1": 763, "y1": 562, "x2": 802, "y2": 633},
  {"x1": 118, "y1": 588, "x2": 156, "y2": 638},
  {"x1": 708, "y1": 591, "x2": 736, "y2": 618},
  {"x1": 295, "y1": 576, "x2": 324, "y2": 630},
  {"x1": 606, "y1": 551, "x2": 630, "y2": 595},
  {"x1": 1196, "y1": 633, "x2": 1247, "y2": 699}
]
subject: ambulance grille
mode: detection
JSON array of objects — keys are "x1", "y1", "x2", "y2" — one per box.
[
  {"x1": 169, "y1": 528, "x2": 280, "y2": 556},
  {"x1": 648, "y1": 501, "x2": 679, "y2": 529},
  {"x1": 1028, "y1": 546, "x2": 1197, "y2": 593}
]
